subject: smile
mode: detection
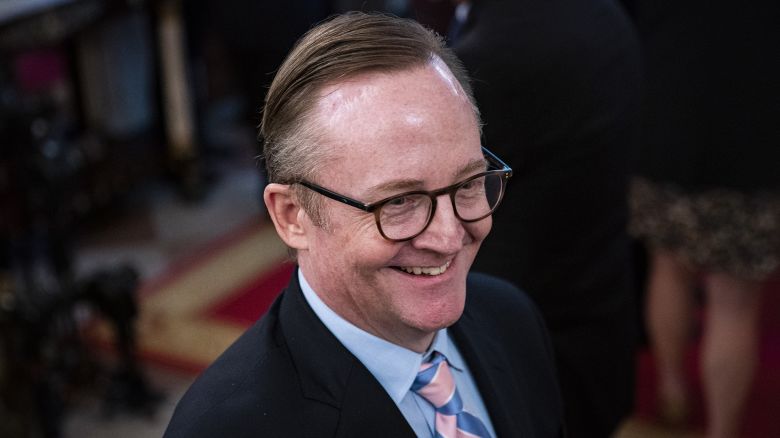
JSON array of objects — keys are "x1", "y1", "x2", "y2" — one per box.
[{"x1": 396, "y1": 261, "x2": 451, "y2": 276}]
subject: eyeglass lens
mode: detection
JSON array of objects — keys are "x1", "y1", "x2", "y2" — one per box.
[{"x1": 378, "y1": 173, "x2": 504, "y2": 240}]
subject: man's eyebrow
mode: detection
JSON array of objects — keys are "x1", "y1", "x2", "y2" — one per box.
[
  {"x1": 457, "y1": 157, "x2": 490, "y2": 178},
  {"x1": 364, "y1": 157, "x2": 489, "y2": 199},
  {"x1": 365, "y1": 179, "x2": 424, "y2": 199}
]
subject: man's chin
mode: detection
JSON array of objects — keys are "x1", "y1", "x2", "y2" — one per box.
[{"x1": 408, "y1": 298, "x2": 465, "y2": 333}]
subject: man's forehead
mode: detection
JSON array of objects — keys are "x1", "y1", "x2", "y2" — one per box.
[
  {"x1": 314, "y1": 57, "x2": 466, "y2": 118},
  {"x1": 428, "y1": 55, "x2": 466, "y2": 99},
  {"x1": 316, "y1": 77, "x2": 381, "y2": 118},
  {"x1": 302, "y1": 55, "x2": 482, "y2": 194}
]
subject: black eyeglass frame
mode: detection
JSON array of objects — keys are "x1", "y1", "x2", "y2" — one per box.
[{"x1": 297, "y1": 147, "x2": 513, "y2": 242}]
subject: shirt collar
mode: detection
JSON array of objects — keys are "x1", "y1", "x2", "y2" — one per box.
[{"x1": 298, "y1": 269, "x2": 457, "y2": 404}]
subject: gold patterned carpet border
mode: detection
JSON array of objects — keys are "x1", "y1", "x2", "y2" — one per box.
[{"x1": 89, "y1": 221, "x2": 289, "y2": 373}]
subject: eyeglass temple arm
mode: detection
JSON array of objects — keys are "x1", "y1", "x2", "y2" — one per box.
[
  {"x1": 298, "y1": 181, "x2": 374, "y2": 212},
  {"x1": 481, "y1": 146, "x2": 513, "y2": 176}
]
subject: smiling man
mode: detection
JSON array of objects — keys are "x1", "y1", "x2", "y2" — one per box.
[{"x1": 165, "y1": 13, "x2": 563, "y2": 438}]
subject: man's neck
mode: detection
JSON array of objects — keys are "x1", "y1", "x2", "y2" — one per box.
[{"x1": 298, "y1": 267, "x2": 436, "y2": 353}]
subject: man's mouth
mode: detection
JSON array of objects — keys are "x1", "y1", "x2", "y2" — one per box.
[{"x1": 393, "y1": 261, "x2": 451, "y2": 276}]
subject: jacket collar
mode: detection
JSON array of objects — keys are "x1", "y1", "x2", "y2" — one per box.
[
  {"x1": 278, "y1": 269, "x2": 416, "y2": 436},
  {"x1": 278, "y1": 269, "x2": 527, "y2": 436},
  {"x1": 450, "y1": 287, "x2": 535, "y2": 436}
]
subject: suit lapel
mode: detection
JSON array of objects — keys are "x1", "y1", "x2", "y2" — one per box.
[
  {"x1": 279, "y1": 271, "x2": 416, "y2": 437},
  {"x1": 335, "y1": 362, "x2": 416, "y2": 437},
  {"x1": 451, "y1": 300, "x2": 536, "y2": 437}
]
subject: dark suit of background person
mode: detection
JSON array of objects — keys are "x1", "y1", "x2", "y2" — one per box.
[
  {"x1": 187, "y1": 0, "x2": 331, "y2": 117},
  {"x1": 164, "y1": 272, "x2": 563, "y2": 437},
  {"x1": 453, "y1": 0, "x2": 642, "y2": 436}
]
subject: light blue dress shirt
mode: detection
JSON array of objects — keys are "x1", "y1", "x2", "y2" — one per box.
[{"x1": 298, "y1": 270, "x2": 496, "y2": 437}]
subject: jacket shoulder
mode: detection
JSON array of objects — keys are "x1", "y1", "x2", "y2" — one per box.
[
  {"x1": 466, "y1": 272, "x2": 539, "y2": 315},
  {"x1": 164, "y1": 296, "x2": 337, "y2": 437},
  {"x1": 464, "y1": 271, "x2": 555, "y2": 364}
]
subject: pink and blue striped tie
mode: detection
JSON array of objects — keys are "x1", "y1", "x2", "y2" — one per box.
[{"x1": 411, "y1": 352, "x2": 492, "y2": 438}]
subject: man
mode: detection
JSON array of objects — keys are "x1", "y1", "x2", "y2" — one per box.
[{"x1": 165, "y1": 13, "x2": 563, "y2": 437}]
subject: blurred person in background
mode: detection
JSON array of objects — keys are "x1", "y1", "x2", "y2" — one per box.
[
  {"x1": 628, "y1": 1, "x2": 780, "y2": 437},
  {"x1": 185, "y1": 0, "x2": 331, "y2": 202},
  {"x1": 188, "y1": 0, "x2": 331, "y2": 125},
  {"x1": 451, "y1": 0, "x2": 642, "y2": 436}
]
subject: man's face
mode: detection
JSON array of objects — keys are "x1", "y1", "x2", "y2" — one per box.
[{"x1": 297, "y1": 59, "x2": 489, "y2": 352}]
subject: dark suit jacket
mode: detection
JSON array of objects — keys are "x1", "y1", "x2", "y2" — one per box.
[{"x1": 164, "y1": 271, "x2": 563, "y2": 437}]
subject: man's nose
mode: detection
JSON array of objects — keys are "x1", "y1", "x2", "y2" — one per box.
[{"x1": 411, "y1": 196, "x2": 465, "y2": 253}]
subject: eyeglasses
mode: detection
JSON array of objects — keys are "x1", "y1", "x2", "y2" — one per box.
[{"x1": 297, "y1": 147, "x2": 512, "y2": 242}]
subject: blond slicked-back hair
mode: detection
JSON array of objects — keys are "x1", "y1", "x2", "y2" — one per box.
[{"x1": 260, "y1": 12, "x2": 478, "y2": 225}]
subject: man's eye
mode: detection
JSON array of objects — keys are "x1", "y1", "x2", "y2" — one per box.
[
  {"x1": 387, "y1": 196, "x2": 413, "y2": 207},
  {"x1": 460, "y1": 180, "x2": 476, "y2": 190},
  {"x1": 460, "y1": 178, "x2": 484, "y2": 192}
]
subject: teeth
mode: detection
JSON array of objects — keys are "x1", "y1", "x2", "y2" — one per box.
[{"x1": 399, "y1": 261, "x2": 450, "y2": 276}]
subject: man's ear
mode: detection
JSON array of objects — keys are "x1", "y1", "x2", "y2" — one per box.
[{"x1": 264, "y1": 183, "x2": 309, "y2": 251}]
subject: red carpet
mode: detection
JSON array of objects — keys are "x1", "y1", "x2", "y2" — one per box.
[
  {"x1": 96, "y1": 221, "x2": 293, "y2": 374},
  {"x1": 205, "y1": 262, "x2": 295, "y2": 325},
  {"x1": 632, "y1": 276, "x2": 780, "y2": 437}
]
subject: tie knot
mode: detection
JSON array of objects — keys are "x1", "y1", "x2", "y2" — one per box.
[
  {"x1": 412, "y1": 352, "x2": 463, "y2": 415},
  {"x1": 410, "y1": 351, "x2": 493, "y2": 438}
]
